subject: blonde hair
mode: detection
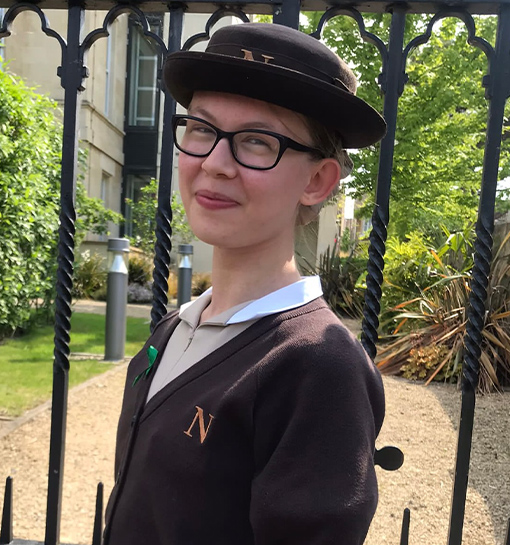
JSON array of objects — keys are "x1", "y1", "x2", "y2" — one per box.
[{"x1": 296, "y1": 117, "x2": 352, "y2": 226}]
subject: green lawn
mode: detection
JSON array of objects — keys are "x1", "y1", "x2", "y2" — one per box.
[{"x1": 0, "y1": 313, "x2": 150, "y2": 417}]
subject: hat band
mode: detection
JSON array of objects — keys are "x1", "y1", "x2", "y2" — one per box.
[{"x1": 206, "y1": 42, "x2": 353, "y2": 94}]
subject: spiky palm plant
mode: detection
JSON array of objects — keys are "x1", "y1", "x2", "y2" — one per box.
[
  {"x1": 376, "y1": 232, "x2": 510, "y2": 393},
  {"x1": 306, "y1": 241, "x2": 367, "y2": 320}
]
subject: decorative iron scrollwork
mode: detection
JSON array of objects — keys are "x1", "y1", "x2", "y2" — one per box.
[
  {"x1": 82, "y1": 4, "x2": 168, "y2": 56},
  {"x1": 181, "y1": 8, "x2": 250, "y2": 51},
  {"x1": 403, "y1": 10, "x2": 493, "y2": 94},
  {"x1": 310, "y1": 6, "x2": 388, "y2": 78},
  {"x1": 0, "y1": 3, "x2": 67, "y2": 68}
]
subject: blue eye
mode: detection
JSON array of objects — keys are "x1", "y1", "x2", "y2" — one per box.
[
  {"x1": 187, "y1": 122, "x2": 216, "y2": 139},
  {"x1": 236, "y1": 132, "x2": 279, "y2": 153}
]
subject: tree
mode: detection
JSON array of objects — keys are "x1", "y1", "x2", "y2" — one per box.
[
  {"x1": 0, "y1": 65, "x2": 121, "y2": 339},
  {"x1": 125, "y1": 178, "x2": 195, "y2": 257},
  {"x1": 301, "y1": 14, "x2": 510, "y2": 238}
]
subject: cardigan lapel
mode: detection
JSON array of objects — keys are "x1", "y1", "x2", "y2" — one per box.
[{"x1": 131, "y1": 311, "x2": 181, "y2": 418}]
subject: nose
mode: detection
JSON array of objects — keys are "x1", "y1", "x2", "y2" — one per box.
[{"x1": 201, "y1": 137, "x2": 238, "y2": 178}]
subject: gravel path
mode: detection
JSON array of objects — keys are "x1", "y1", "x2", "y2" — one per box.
[{"x1": 0, "y1": 364, "x2": 508, "y2": 544}]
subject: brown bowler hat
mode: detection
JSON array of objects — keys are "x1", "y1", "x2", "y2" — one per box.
[{"x1": 163, "y1": 23, "x2": 386, "y2": 149}]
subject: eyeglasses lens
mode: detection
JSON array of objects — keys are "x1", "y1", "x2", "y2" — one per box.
[
  {"x1": 175, "y1": 118, "x2": 216, "y2": 157},
  {"x1": 233, "y1": 132, "x2": 280, "y2": 169},
  {"x1": 174, "y1": 117, "x2": 281, "y2": 169}
]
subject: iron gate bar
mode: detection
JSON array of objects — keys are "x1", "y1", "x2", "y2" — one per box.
[
  {"x1": 448, "y1": 5, "x2": 510, "y2": 544},
  {"x1": 150, "y1": 4, "x2": 183, "y2": 329},
  {"x1": 399, "y1": 508, "x2": 410, "y2": 545},
  {"x1": 272, "y1": 0, "x2": 300, "y2": 27},
  {"x1": 91, "y1": 483, "x2": 103, "y2": 545},
  {"x1": 361, "y1": 6, "x2": 407, "y2": 361},
  {"x1": 0, "y1": 477, "x2": 12, "y2": 545},
  {"x1": 45, "y1": 3, "x2": 84, "y2": 544}
]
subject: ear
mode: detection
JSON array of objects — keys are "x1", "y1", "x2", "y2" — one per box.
[{"x1": 300, "y1": 158, "x2": 341, "y2": 207}]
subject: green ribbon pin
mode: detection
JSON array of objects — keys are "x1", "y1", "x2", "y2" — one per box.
[{"x1": 132, "y1": 345, "x2": 158, "y2": 387}]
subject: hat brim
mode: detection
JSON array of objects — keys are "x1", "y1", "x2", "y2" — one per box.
[{"x1": 164, "y1": 51, "x2": 386, "y2": 149}]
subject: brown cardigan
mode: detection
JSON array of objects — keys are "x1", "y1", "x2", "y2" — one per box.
[{"x1": 104, "y1": 298, "x2": 385, "y2": 545}]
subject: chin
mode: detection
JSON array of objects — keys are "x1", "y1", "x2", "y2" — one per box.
[{"x1": 192, "y1": 227, "x2": 234, "y2": 248}]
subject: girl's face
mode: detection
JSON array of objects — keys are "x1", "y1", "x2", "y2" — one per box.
[{"x1": 178, "y1": 91, "x2": 337, "y2": 253}]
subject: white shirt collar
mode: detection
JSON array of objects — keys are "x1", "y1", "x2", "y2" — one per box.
[{"x1": 178, "y1": 276, "x2": 323, "y2": 326}]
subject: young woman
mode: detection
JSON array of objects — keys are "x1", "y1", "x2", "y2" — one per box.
[{"x1": 104, "y1": 22, "x2": 386, "y2": 545}]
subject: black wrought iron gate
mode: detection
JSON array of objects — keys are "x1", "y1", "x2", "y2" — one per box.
[{"x1": 0, "y1": 0, "x2": 509, "y2": 544}]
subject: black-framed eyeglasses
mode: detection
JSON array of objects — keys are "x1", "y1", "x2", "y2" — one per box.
[{"x1": 172, "y1": 114, "x2": 323, "y2": 171}]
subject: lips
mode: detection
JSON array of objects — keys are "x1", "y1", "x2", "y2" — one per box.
[{"x1": 195, "y1": 190, "x2": 240, "y2": 209}]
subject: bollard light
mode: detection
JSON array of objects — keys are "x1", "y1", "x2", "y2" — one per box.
[
  {"x1": 177, "y1": 244, "x2": 193, "y2": 308},
  {"x1": 105, "y1": 238, "x2": 130, "y2": 361}
]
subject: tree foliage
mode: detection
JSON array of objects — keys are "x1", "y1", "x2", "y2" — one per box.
[
  {"x1": 0, "y1": 66, "x2": 121, "y2": 339},
  {"x1": 125, "y1": 178, "x2": 195, "y2": 257},
  {"x1": 302, "y1": 13, "x2": 510, "y2": 238},
  {"x1": 0, "y1": 68, "x2": 61, "y2": 336}
]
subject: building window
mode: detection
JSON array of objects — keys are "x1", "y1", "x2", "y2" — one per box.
[
  {"x1": 128, "y1": 22, "x2": 160, "y2": 127},
  {"x1": 104, "y1": 33, "x2": 113, "y2": 118},
  {"x1": 101, "y1": 172, "x2": 110, "y2": 207},
  {"x1": 124, "y1": 173, "x2": 151, "y2": 237},
  {"x1": 100, "y1": 173, "x2": 111, "y2": 240}
]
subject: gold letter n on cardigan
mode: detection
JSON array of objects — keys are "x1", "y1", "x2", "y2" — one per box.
[{"x1": 183, "y1": 406, "x2": 215, "y2": 444}]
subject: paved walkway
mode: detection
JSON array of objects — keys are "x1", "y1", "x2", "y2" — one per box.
[{"x1": 73, "y1": 298, "x2": 177, "y2": 320}]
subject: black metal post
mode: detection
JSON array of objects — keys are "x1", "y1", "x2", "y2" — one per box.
[
  {"x1": 45, "y1": 2, "x2": 85, "y2": 544},
  {"x1": 361, "y1": 7, "x2": 407, "y2": 360},
  {"x1": 272, "y1": 0, "x2": 300, "y2": 28},
  {"x1": 177, "y1": 243, "x2": 193, "y2": 307},
  {"x1": 448, "y1": 6, "x2": 510, "y2": 545},
  {"x1": 399, "y1": 508, "x2": 410, "y2": 545},
  {"x1": 0, "y1": 477, "x2": 12, "y2": 545},
  {"x1": 105, "y1": 239, "x2": 130, "y2": 361},
  {"x1": 151, "y1": 3, "x2": 184, "y2": 330},
  {"x1": 91, "y1": 482, "x2": 103, "y2": 545}
]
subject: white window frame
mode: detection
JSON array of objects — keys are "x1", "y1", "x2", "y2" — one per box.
[
  {"x1": 128, "y1": 27, "x2": 158, "y2": 126},
  {"x1": 104, "y1": 32, "x2": 113, "y2": 118}
]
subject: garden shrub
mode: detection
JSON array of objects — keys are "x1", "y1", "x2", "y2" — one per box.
[
  {"x1": 401, "y1": 345, "x2": 452, "y2": 381},
  {"x1": 0, "y1": 68, "x2": 61, "y2": 338},
  {"x1": 192, "y1": 273, "x2": 212, "y2": 296},
  {"x1": 377, "y1": 230, "x2": 510, "y2": 393},
  {"x1": 72, "y1": 251, "x2": 106, "y2": 300},
  {"x1": 380, "y1": 231, "x2": 437, "y2": 315},
  {"x1": 168, "y1": 271, "x2": 178, "y2": 300},
  {"x1": 129, "y1": 255, "x2": 153, "y2": 285},
  {"x1": 310, "y1": 241, "x2": 367, "y2": 319},
  {"x1": 0, "y1": 66, "x2": 122, "y2": 339},
  {"x1": 128, "y1": 283, "x2": 153, "y2": 304}
]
